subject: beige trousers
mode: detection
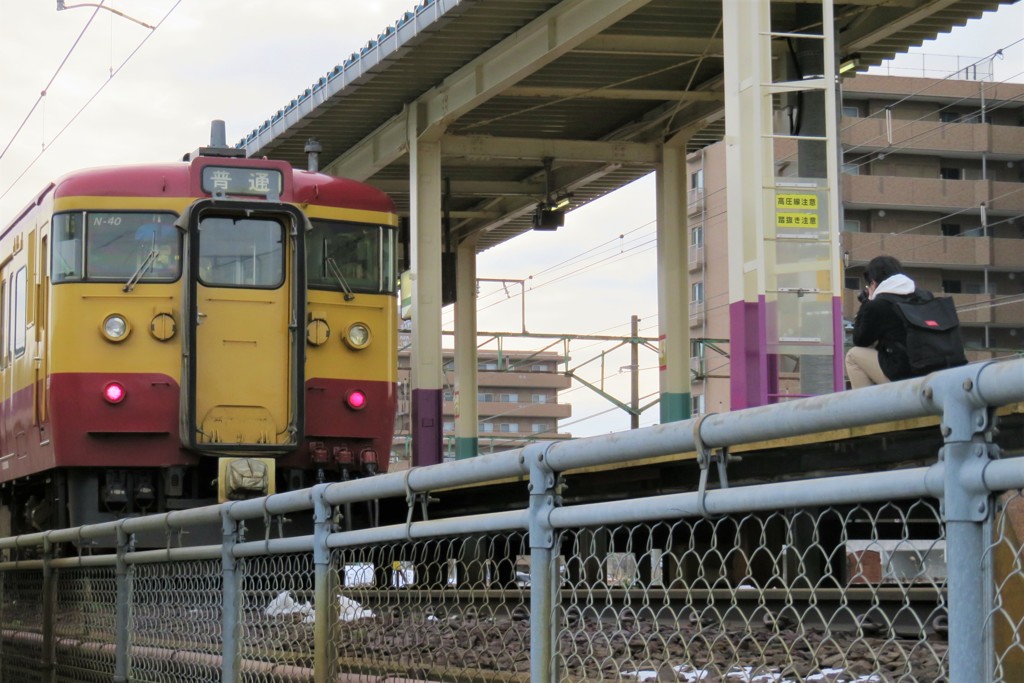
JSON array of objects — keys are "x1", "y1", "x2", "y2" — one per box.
[{"x1": 845, "y1": 346, "x2": 890, "y2": 389}]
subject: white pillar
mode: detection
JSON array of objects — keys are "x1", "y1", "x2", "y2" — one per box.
[
  {"x1": 656, "y1": 142, "x2": 691, "y2": 422},
  {"x1": 454, "y1": 236, "x2": 479, "y2": 459},
  {"x1": 408, "y1": 106, "x2": 444, "y2": 466}
]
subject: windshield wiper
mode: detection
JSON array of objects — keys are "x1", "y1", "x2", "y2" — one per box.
[
  {"x1": 124, "y1": 248, "x2": 158, "y2": 292},
  {"x1": 325, "y1": 257, "x2": 356, "y2": 301}
]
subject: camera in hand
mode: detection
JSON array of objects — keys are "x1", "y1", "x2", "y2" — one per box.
[{"x1": 857, "y1": 289, "x2": 869, "y2": 304}]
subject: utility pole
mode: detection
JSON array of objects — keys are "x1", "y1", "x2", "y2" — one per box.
[{"x1": 631, "y1": 315, "x2": 640, "y2": 429}]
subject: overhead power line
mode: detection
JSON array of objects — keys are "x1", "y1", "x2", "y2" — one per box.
[
  {"x1": 0, "y1": 1, "x2": 182, "y2": 205},
  {"x1": 0, "y1": 2, "x2": 105, "y2": 164}
]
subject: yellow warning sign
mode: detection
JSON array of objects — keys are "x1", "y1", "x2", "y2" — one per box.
[
  {"x1": 776, "y1": 213, "x2": 819, "y2": 229},
  {"x1": 776, "y1": 194, "x2": 818, "y2": 210}
]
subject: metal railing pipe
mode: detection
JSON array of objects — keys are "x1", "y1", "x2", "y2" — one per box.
[
  {"x1": 232, "y1": 535, "x2": 315, "y2": 558},
  {"x1": 113, "y1": 528, "x2": 130, "y2": 683},
  {"x1": 321, "y1": 450, "x2": 529, "y2": 508},
  {"x1": 982, "y1": 457, "x2": 1024, "y2": 492},
  {"x1": 549, "y1": 467, "x2": 941, "y2": 529},
  {"x1": 975, "y1": 357, "x2": 1024, "y2": 407},
  {"x1": 48, "y1": 555, "x2": 118, "y2": 569},
  {"x1": 122, "y1": 545, "x2": 221, "y2": 565},
  {"x1": 220, "y1": 510, "x2": 241, "y2": 683},
  {"x1": 543, "y1": 361, "x2": 1024, "y2": 473},
  {"x1": 325, "y1": 510, "x2": 528, "y2": 550}
]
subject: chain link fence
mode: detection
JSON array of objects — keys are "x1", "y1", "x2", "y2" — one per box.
[{"x1": 0, "y1": 360, "x2": 1021, "y2": 682}]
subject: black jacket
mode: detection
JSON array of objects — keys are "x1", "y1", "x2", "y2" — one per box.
[{"x1": 851, "y1": 289, "x2": 934, "y2": 381}]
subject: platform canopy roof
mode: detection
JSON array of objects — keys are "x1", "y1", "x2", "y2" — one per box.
[{"x1": 240, "y1": 0, "x2": 1012, "y2": 252}]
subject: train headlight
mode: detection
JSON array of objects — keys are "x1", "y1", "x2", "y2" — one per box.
[
  {"x1": 344, "y1": 322, "x2": 371, "y2": 350},
  {"x1": 101, "y1": 314, "x2": 131, "y2": 342}
]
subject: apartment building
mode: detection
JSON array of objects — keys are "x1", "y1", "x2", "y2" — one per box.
[
  {"x1": 394, "y1": 343, "x2": 572, "y2": 461},
  {"x1": 688, "y1": 72, "x2": 1024, "y2": 414}
]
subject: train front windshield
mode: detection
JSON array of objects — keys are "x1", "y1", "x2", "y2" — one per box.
[
  {"x1": 52, "y1": 212, "x2": 181, "y2": 283},
  {"x1": 307, "y1": 220, "x2": 396, "y2": 294}
]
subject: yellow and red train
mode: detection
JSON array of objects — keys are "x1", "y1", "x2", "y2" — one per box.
[{"x1": 0, "y1": 146, "x2": 398, "y2": 533}]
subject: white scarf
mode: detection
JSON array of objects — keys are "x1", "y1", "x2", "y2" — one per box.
[{"x1": 869, "y1": 273, "x2": 915, "y2": 300}]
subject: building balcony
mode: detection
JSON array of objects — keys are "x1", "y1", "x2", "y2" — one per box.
[
  {"x1": 842, "y1": 290, "x2": 1023, "y2": 329},
  {"x1": 688, "y1": 187, "x2": 705, "y2": 216},
  {"x1": 477, "y1": 401, "x2": 572, "y2": 420},
  {"x1": 842, "y1": 232, "x2": 1024, "y2": 272},
  {"x1": 841, "y1": 117, "x2": 1024, "y2": 158},
  {"x1": 842, "y1": 175, "x2": 1024, "y2": 215},
  {"x1": 688, "y1": 245, "x2": 705, "y2": 271},
  {"x1": 449, "y1": 370, "x2": 571, "y2": 390},
  {"x1": 689, "y1": 301, "x2": 704, "y2": 324}
]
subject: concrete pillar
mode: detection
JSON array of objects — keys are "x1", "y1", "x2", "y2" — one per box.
[
  {"x1": 723, "y1": 0, "x2": 773, "y2": 410},
  {"x1": 656, "y1": 142, "x2": 691, "y2": 423},
  {"x1": 454, "y1": 236, "x2": 479, "y2": 459},
  {"x1": 408, "y1": 107, "x2": 444, "y2": 467}
]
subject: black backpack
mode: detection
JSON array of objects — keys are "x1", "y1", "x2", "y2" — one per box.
[{"x1": 878, "y1": 291, "x2": 968, "y2": 375}]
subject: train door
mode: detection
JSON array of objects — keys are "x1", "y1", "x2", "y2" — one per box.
[
  {"x1": 35, "y1": 229, "x2": 48, "y2": 434},
  {"x1": 179, "y1": 201, "x2": 305, "y2": 453}
]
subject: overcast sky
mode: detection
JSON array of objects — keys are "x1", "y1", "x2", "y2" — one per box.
[{"x1": 1, "y1": 1, "x2": 1021, "y2": 438}]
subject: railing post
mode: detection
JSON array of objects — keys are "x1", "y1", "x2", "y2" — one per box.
[
  {"x1": 312, "y1": 484, "x2": 334, "y2": 683},
  {"x1": 41, "y1": 536, "x2": 56, "y2": 683},
  {"x1": 221, "y1": 507, "x2": 241, "y2": 683},
  {"x1": 526, "y1": 442, "x2": 557, "y2": 683},
  {"x1": 935, "y1": 367, "x2": 999, "y2": 683},
  {"x1": 113, "y1": 527, "x2": 132, "y2": 683}
]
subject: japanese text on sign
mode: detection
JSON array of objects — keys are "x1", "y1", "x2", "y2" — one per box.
[
  {"x1": 775, "y1": 193, "x2": 818, "y2": 209},
  {"x1": 776, "y1": 213, "x2": 819, "y2": 228},
  {"x1": 201, "y1": 166, "x2": 283, "y2": 197}
]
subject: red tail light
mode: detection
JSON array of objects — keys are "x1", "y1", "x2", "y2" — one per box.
[
  {"x1": 103, "y1": 382, "x2": 126, "y2": 404},
  {"x1": 346, "y1": 390, "x2": 367, "y2": 410}
]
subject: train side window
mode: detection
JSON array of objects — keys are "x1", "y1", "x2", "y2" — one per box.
[
  {"x1": 13, "y1": 267, "x2": 26, "y2": 358},
  {"x1": 52, "y1": 213, "x2": 84, "y2": 282}
]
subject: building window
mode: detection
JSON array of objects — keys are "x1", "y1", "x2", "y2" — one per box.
[
  {"x1": 478, "y1": 392, "x2": 493, "y2": 403},
  {"x1": 443, "y1": 421, "x2": 455, "y2": 432},
  {"x1": 690, "y1": 169, "x2": 704, "y2": 190},
  {"x1": 478, "y1": 361, "x2": 499, "y2": 371},
  {"x1": 843, "y1": 219, "x2": 861, "y2": 233},
  {"x1": 443, "y1": 389, "x2": 454, "y2": 401},
  {"x1": 497, "y1": 393, "x2": 519, "y2": 403},
  {"x1": 531, "y1": 363, "x2": 549, "y2": 372},
  {"x1": 845, "y1": 275, "x2": 861, "y2": 291},
  {"x1": 841, "y1": 163, "x2": 860, "y2": 175},
  {"x1": 965, "y1": 282, "x2": 993, "y2": 295},
  {"x1": 943, "y1": 110, "x2": 980, "y2": 124},
  {"x1": 692, "y1": 393, "x2": 706, "y2": 415},
  {"x1": 479, "y1": 422, "x2": 494, "y2": 433},
  {"x1": 940, "y1": 167, "x2": 962, "y2": 180},
  {"x1": 13, "y1": 267, "x2": 26, "y2": 358},
  {"x1": 532, "y1": 423, "x2": 547, "y2": 434},
  {"x1": 941, "y1": 223, "x2": 961, "y2": 237},
  {"x1": 532, "y1": 393, "x2": 548, "y2": 404},
  {"x1": 499, "y1": 422, "x2": 519, "y2": 433},
  {"x1": 691, "y1": 282, "x2": 704, "y2": 304},
  {"x1": 691, "y1": 226, "x2": 704, "y2": 247},
  {"x1": 942, "y1": 280, "x2": 962, "y2": 294},
  {"x1": 841, "y1": 105, "x2": 860, "y2": 118}
]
